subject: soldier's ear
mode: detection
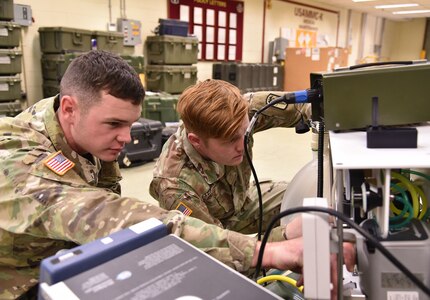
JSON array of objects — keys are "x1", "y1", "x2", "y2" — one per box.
[
  {"x1": 59, "y1": 95, "x2": 78, "y2": 122},
  {"x1": 187, "y1": 132, "x2": 202, "y2": 149}
]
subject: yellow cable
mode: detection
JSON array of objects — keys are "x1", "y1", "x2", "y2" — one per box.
[
  {"x1": 390, "y1": 182, "x2": 411, "y2": 216},
  {"x1": 414, "y1": 184, "x2": 428, "y2": 220},
  {"x1": 257, "y1": 274, "x2": 304, "y2": 292},
  {"x1": 390, "y1": 182, "x2": 427, "y2": 220},
  {"x1": 390, "y1": 200, "x2": 405, "y2": 216},
  {"x1": 391, "y1": 172, "x2": 420, "y2": 218}
]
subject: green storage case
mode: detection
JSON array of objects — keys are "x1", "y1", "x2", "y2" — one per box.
[
  {"x1": 145, "y1": 35, "x2": 198, "y2": 65},
  {"x1": 93, "y1": 31, "x2": 124, "y2": 54},
  {"x1": 0, "y1": 49, "x2": 22, "y2": 74},
  {"x1": 120, "y1": 55, "x2": 145, "y2": 73},
  {"x1": 0, "y1": 0, "x2": 13, "y2": 21},
  {"x1": 0, "y1": 75, "x2": 21, "y2": 101},
  {"x1": 38, "y1": 27, "x2": 92, "y2": 53},
  {"x1": 42, "y1": 79, "x2": 60, "y2": 98},
  {"x1": 145, "y1": 65, "x2": 197, "y2": 94},
  {"x1": 0, "y1": 21, "x2": 21, "y2": 48},
  {"x1": 41, "y1": 53, "x2": 80, "y2": 80},
  {"x1": 143, "y1": 92, "x2": 180, "y2": 124},
  {"x1": 0, "y1": 99, "x2": 23, "y2": 116}
]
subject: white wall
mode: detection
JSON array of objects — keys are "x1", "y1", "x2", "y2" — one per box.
[
  {"x1": 264, "y1": 0, "x2": 342, "y2": 50},
  {"x1": 14, "y1": 0, "x2": 427, "y2": 105},
  {"x1": 382, "y1": 18, "x2": 426, "y2": 61},
  {"x1": 262, "y1": 2, "x2": 425, "y2": 66}
]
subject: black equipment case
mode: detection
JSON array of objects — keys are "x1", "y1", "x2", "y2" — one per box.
[{"x1": 118, "y1": 118, "x2": 163, "y2": 168}]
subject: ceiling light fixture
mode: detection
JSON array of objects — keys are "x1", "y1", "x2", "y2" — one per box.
[
  {"x1": 352, "y1": 0, "x2": 375, "y2": 2},
  {"x1": 375, "y1": 4, "x2": 418, "y2": 9},
  {"x1": 392, "y1": 10, "x2": 430, "y2": 15}
]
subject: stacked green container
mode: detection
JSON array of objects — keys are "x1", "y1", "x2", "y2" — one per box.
[
  {"x1": 145, "y1": 65, "x2": 197, "y2": 94},
  {"x1": 0, "y1": 4, "x2": 24, "y2": 117},
  {"x1": 0, "y1": 49, "x2": 22, "y2": 74},
  {"x1": 0, "y1": 21, "x2": 20, "y2": 47},
  {"x1": 143, "y1": 34, "x2": 199, "y2": 124},
  {"x1": 38, "y1": 27, "x2": 93, "y2": 54},
  {"x1": 0, "y1": 0, "x2": 14, "y2": 21},
  {"x1": 0, "y1": 75, "x2": 21, "y2": 100},
  {"x1": 144, "y1": 35, "x2": 198, "y2": 95},
  {"x1": 93, "y1": 31, "x2": 124, "y2": 54},
  {"x1": 145, "y1": 35, "x2": 198, "y2": 65},
  {"x1": 41, "y1": 53, "x2": 80, "y2": 81},
  {"x1": 38, "y1": 27, "x2": 143, "y2": 98},
  {"x1": 142, "y1": 92, "x2": 180, "y2": 125},
  {"x1": 120, "y1": 55, "x2": 145, "y2": 74},
  {"x1": 38, "y1": 27, "x2": 93, "y2": 98}
]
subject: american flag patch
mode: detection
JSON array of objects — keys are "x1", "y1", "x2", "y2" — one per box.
[
  {"x1": 44, "y1": 151, "x2": 75, "y2": 176},
  {"x1": 176, "y1": 202, "x2": 193, "y2": 216}
]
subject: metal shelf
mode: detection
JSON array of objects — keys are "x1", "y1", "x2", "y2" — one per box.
[
  {"x1": 329, "y1": 122, "x2": 430, "y2": 237},
  {"x1": 329, "y1": 123, "x2": 430, "y2": 170}
]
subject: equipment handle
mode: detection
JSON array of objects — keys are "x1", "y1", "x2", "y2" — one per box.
[
  {"x1": 72, "y1": 33, "x2": 84, "y2": 45},
  {"x1": 108, "y1": 36, "x2": 118, "y2": 44},
  {"x1": 334, "y1": 59, "x2": 427, "y2": 71}
]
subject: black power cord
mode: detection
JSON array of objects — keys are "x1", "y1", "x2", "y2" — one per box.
[
  {"x1": 243, "y1": 134, "x2": 263, "y2": 242},
  {"x1": 244, "y1": 91, "x2": 316, "y2": 279},
  {"x1": 317, "y1": 121, "x2": 325, "y2": 198},
  {"x1": 243, "y1": 94, "x2": 296, "y2": 279},
  {"x1": 253, "y1": 206, "x2": 430, "y2": 297},
  {"x1": 244, "y1": 128, "x2": 268, "y2": 280}
]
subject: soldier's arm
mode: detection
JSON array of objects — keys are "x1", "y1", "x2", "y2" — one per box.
[
  {"x1": 244, "y1": 91, "x2": 311, "y2": 133},
  {"x1": 25, "y1": 181, "x2": 256, "y2": 272},
  {"x1": 3, "y1": 154, "x2": 335, "y2": 276},
  {"x1": 0, "y1": 144, "x2": 254, "y2": 273},
  {"x1": 150, "y1": 177, "x2": 225, "y2": 227},
  {"x1": 0, "y1": 163, "x2": 256, "y2": 273}
]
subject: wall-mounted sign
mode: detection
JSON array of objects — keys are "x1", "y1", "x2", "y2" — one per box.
[
  {"x1": 274, "y1": 0, "x2": 339, "y2": 47},
  {"x1": 169, "y1": 0, "x2": 244, "y2": 61}
]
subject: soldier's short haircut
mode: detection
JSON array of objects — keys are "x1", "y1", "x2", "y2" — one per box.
[
  {"x1": 177, "y1": 79, "x2": 248, "y2": 140},
  {"x1": 59, "y1": 50, "x2": 145, "y2": 110}
]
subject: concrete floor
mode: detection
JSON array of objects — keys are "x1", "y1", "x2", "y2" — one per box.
[{"x1": 120, "y1": 127, "x2": 314, "y2": 207}]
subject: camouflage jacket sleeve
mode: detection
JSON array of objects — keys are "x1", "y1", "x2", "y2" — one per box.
[
  {"x1": 0, "y1": 140, "x2": 256, "y2": 274},
  {"x1": 150, "y1": 176, "x2": 226, "y2": 228},
  {"x1": 166, "y1": 212, "x2": 256, "y2": 272},
  {"x1": 244, "y1": 91, "x2": 311, "y2": 133}
]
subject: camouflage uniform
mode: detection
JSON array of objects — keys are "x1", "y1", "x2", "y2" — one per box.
[
  {"x1": 150, "y1": 92, "x2": 310, "y2": 241},
  {"x1": 0, "y1": 96, "x2": 256, "y2": 299}
]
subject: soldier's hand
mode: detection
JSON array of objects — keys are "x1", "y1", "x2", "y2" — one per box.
[
  {"x1": 252, "y1": 238, "x2": 356, "y2": 299},
  {"x1": 283, "y1": 215, "x2": 302, "y2": 240},
  {"x1": 252, "y1": 237, "x2": 304, "y2": 272}
]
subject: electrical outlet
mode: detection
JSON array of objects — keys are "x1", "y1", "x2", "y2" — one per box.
[{"x1": 107, "y1": 23, "x2": 117, "y2": 32}]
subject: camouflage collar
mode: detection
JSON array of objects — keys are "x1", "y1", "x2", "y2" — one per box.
[
  {"x1": 180, "y1": 124, "x2": 225, "y2": 185},
  {"x1": 42, "y1": 96, "x2": 101, "y2": 184}
]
